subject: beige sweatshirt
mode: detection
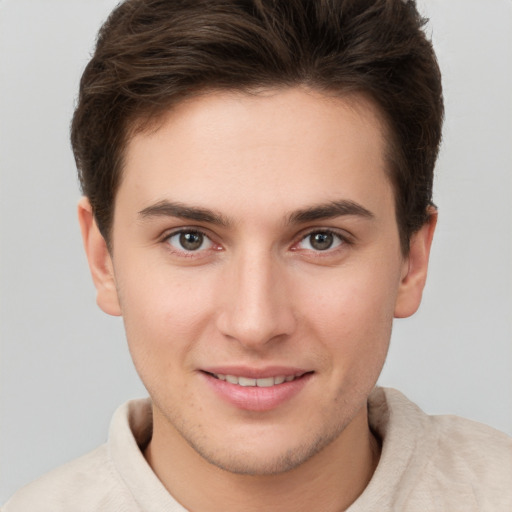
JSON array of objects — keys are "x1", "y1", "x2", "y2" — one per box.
[{"x1": 3, "y1": 387, "x2": 511, "y2": 511}]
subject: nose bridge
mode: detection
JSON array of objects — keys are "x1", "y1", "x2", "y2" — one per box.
[{"x1": 216, "y1": 244, "x2": 295, "y2": 347}]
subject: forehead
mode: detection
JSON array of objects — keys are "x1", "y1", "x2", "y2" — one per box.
[{"x1": 118, "y1": 87, "x2": 394, "y2": 222}]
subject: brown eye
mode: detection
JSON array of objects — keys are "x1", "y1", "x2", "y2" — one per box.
[
  {"x1": 309, "y1": 232, "x2": 334, "y2": 250},
  {"x1": 297, "y1": 231, "x2": 343, "y2": 252},
  {"x1": 180, "y1": 232, "x2": 203, "y2": 250},
  {"x1": 166, "y1": 230, "x2": 213, "y2": 252}
]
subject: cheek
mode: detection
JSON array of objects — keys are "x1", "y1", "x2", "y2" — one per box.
[
  {"x1": 298, "y1": 261, "x2": 400, "y2": 372},
  {"x1": 115, "y1": 265, "x2": 219, "y2": 377},
  {"x1": 301, "y1": 259, "x2": 400, "y2": 326}
]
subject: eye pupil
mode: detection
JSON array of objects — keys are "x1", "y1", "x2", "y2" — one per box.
[
  {"x1": 180, "y1": 231, "x2": 203, "y2": 250},
  {"x1": 310, "y1": 232, "x2": 333, "y2": 250}
]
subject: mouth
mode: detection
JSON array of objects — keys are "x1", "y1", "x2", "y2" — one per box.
[
  {"x1": 204, "y1": 371, "x2": 308, "y2": 387},
  {"x1": 200, "y1": 367, "x2": 313, "y2": 411}
]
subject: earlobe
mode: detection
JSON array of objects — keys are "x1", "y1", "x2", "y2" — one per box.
[
  {"x1": 77, "y1": 197, "x2": 122, "y2": 316},
  {"x1": 394, "y1": 208, "x2": 437, "y2": 318}
]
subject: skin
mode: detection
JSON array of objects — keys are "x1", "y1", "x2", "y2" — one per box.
[{"x1": 79, "y1": 87, "x2": 436, "y2": 512}]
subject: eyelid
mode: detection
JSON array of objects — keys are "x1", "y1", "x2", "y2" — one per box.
[
  {"x1": 161, "y1": 226, "x2": 221, "y2": 254},
  {"x1": 291, "y1": 227, "x2": 353, "y2": 252},
  {"x1": 161, "y1": 225, "x2": 212, "y2": 241}
]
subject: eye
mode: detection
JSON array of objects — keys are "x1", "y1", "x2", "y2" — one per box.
[
  {"x1": 297, "y1": 230, "x2": 344, "y2": 251},
  {"x1": 166, "y1": 230, "x2": 214, "y2": 252}
]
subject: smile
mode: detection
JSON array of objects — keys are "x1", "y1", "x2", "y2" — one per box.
[
  {"x1": 202, "y1": 369, "x2": 313, "y2": 411},
  {"x1": 209, "y1": 373, "x2": 303, "y2": 387}
]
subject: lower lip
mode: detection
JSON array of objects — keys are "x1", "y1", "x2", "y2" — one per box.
[{"x1": 201, "y1": 372, "x2": 312, "y2": 412}]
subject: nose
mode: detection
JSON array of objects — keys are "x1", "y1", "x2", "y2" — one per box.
[{"x1": 215, "y1": 248, "x2": 297, "y2": 350}]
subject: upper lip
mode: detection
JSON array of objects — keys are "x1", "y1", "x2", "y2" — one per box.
[{"x1": 201, "y1": 366, "x2": 310, "y2": 379}]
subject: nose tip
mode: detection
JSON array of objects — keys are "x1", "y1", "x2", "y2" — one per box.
[{"x1": 215, "y1": 256, "x2": 296, "y2": 349}]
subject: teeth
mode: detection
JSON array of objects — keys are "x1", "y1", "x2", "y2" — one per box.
[
  {"x1": 213, "y1": 373, "x2": 301, "y2": 386},
  {"x1": 256, "y1": 377, "x2": 274, "y2": 387},
  {"x1": 238, "y1": 377, "x2": 256, "y2": 387}
]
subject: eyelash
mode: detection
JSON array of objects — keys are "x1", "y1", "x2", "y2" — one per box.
[
  {"x1": 161, "y1": 227, "x2": 351, "y2": 257},
  {"x1": 293, "y1": 228, "x2": 350, "y2": 254},
  {"x1": 162, "y1": 228, "x2": 219, "y2": 257}
]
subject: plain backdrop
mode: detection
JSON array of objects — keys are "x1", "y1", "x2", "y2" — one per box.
[{"x1": 1, "y1": 0, "x2": 511, "y2": 503}]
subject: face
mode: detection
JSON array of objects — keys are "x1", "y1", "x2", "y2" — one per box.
[{"x1": 81, "y1": 87, "x2": 433, "y2": 475}]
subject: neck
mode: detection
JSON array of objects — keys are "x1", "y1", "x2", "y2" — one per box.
[{"x1": 144, "y1": 405, "x2": 380, "y2": 512}]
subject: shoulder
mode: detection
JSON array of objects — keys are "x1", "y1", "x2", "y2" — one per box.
[
  {"x1": 2, "y1": 399, "x2": 156, "y2": 512},
  {"x1": 364, "y1": 387, "x2": 512, "y2": 510},
  {"x1": 424, "y1": 413, "x2": 512, "y2": 506},
  {"x1": 2, "y1": 444, "x2": 138, "y2": 512}
]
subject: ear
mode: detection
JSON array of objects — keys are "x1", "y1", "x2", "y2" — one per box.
[
  {"x1": 77, "y1": 197, "x2": 122, "y2": 316},
  {"x1": 394, "y1": 208, "x2": 437, "y2": 318}
]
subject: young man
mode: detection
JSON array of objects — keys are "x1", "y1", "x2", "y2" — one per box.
[{"x1": 3, "y1": 0, "x2": 511, "y2": 510}]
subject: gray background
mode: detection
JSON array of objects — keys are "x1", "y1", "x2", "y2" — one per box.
[{"x1": 1, "y1": 0, "x2": 511, "y2": 502}]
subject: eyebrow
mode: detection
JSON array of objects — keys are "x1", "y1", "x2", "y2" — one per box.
[
  {"x1": 137, "y1": 198, "x2": 374, "y2": 226},
  {"x1": 138, "y1": 200, "x2": 231, "y2": 227},
  {"x1": 287, "y1": 200, "x2": 374, "y2": 224}
]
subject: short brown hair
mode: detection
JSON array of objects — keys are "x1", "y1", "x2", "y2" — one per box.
[{"x1": 71, "y1": 0, "x2": 443, "y2": 252}]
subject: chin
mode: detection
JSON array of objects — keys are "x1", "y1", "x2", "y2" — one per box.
[{"x1": 183, "y1": 423, "x2": 346, "y2": 476}]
